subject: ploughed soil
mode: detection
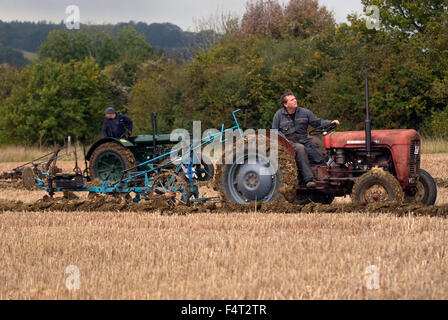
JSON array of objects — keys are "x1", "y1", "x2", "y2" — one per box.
[
  {"x1": 0, "y1": 195, "x2": 447, "y2": 218},
  {"x1": 435, "y1": 178, "x2": 448, "y2": 188},
  {"x1": 1, "y1": 153, "x2": 447, "y2": 216},
  {"x1": 0, "y1": 180, "x2": 27, "y2": 190}
]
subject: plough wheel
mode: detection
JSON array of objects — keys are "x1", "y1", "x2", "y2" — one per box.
[{"x1": 151, "y1": 172, "x2": 190, "y2": 206}]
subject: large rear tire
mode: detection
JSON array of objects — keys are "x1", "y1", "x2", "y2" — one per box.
[
  {"x1": 89, "y1": 142, "x2": 136, "y2": 182},
  {"x1": 213, "y1": 133, "x2": 298, "y2": 204},
  {"x1": 405, "y1": 169, "x2": 437, "y2": 206},
  {"x1": 352, "y1": 168, "x2": 404, "y2": 204}
]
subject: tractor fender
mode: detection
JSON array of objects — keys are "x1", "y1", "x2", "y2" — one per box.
[
  {"x1": 85, "y1": 138, "x2": 134, "y2": 161},
  {"x1": 265, "y1": 131, "x2": 297, "y2": 157}
]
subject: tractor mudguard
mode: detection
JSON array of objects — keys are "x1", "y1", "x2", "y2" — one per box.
[{"x1": 85, "y1": 138, "x2": 134, "y2": 161}]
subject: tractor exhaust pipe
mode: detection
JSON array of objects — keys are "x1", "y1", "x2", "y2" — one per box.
[{"x1": 365, "y1": 76, "x2": 372, "y2": 161}]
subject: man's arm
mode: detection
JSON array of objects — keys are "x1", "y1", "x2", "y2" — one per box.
[
  {"x1": 272, "y1": 111, "x2": 288, "y2": 139},
  {"x1": 122, "y1": 115, "x2": 134, "y2": 135},
  {"x1": 307, "y1": 109, "x2": 334, "y2": 129}
]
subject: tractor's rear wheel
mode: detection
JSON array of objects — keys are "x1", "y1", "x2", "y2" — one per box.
[
  {"x1": 352, "y1": 168, "x2": 404, "y2": 204},
  {"x1": 221, "y1": 151, "x2": 281, "y2": 204},
  {"x1": 405, "y1": 169, "x2": 437, "y2": 206},
  {"x1": 213, "y1": 133, "x2": 298, "y2": 204},
  {"x1": 89, "y1": 142, "x2": 136, "y2": 182}
]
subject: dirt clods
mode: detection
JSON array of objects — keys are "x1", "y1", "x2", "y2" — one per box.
[{"x1": 0, "y1": 194, "x2": 447, "y2": 218}]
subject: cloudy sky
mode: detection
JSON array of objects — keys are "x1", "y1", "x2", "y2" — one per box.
[{"x1": 0, "y1": 0, "x2": 364, "y2": 30}]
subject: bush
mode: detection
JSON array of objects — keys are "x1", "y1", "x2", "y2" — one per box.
[
  {"x1": 0, "y1": 58, "x2": 108, "y2": 145},
  {"x1": 429, "y1": 108, "x2": 448, "y2": 139}
]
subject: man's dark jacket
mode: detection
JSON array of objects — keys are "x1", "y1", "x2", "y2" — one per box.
[
  {"x1": 272, "y1": 107, "x2": 332, "y2": 143},
  {"x1": 102, "y1": 113, "x2": 133, "y2": 139}
]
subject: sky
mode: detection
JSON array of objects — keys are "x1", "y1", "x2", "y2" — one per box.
[{"x1": 0, "y1": 0, "x2": 364, "y2": 31}]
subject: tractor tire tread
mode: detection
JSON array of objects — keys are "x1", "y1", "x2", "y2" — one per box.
[
  {"x1": 352, "y1": 168, "x2": 404, "y2": 204},
  {"x1": 213, "y1": 133, "x2": 298, "y2": 203},
  {"x1": 89, "y1": 142, "x2": 136, "y2": 182}
]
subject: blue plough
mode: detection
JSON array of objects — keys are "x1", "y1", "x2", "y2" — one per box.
[{"x1": 35, "y1": 110, "x2": 243, "y2": 206}]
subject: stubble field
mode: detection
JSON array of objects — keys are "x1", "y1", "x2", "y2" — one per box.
[{"x1": 0, "y1": 154, "x2": 447, "y2": 299}]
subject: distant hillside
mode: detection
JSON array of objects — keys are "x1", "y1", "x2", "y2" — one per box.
[{"x1": 0, "y1": 20, "x2": 217, "y2": 66}]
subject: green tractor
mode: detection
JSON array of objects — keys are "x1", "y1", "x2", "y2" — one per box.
[{"x1": 85, "y1": 113, "x2": 180, "y2": 182}]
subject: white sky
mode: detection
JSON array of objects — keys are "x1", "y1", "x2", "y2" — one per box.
[{"x1": 0, "y1": 0, "x2": 364, "y2": 30}]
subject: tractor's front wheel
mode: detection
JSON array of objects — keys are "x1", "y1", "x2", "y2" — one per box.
[
  {"x1": 352, "y1": 168, "x2": 404, "y2": 204},
  {"x1": 405, "y1": 169, "x2": 437, "y2": 206},
  {"x1": 89, "y1": 142, "x2": 136, "y2": 182}
]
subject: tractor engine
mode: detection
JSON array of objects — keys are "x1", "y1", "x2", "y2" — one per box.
[{"x1": 324, "y1": 129, "x2": 421, "y2": 189}]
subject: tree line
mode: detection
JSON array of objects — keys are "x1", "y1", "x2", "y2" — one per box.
[
  {"x1": 0, "y1": 20, "x2": 216, "y2": 67},
  {"x1": 0, "y1": 0, "x2": 447, "y2": 146}
]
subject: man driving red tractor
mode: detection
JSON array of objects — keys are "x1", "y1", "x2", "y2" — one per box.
[{"x1": 272, "y1": 93, "x2": 340, "y2": 188}]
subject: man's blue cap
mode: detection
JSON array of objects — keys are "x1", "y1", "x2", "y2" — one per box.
[{"x1": 105, "y1": 107, "x2": 116, "y2": 115}]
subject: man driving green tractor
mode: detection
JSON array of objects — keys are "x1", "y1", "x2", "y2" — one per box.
[{"x1": 102, "y1": 107, "x2": 134, "y2": 139}]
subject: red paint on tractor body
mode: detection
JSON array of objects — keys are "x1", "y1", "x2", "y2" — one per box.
[{"x1": 325, "y1": 129, "x2": 421, "y2": 188}]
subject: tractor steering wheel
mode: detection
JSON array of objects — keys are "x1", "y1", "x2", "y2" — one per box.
[{"x1": 309, "y1": 123, "x2": 338, "y2": 136}]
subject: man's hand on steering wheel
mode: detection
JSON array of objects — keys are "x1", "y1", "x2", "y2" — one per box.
[{"x1": 309, "y1": 121, "x2": 339, "y2": 136}]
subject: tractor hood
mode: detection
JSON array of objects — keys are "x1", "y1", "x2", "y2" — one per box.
[
  {"x1": 131, "y1": 134, "x2": 179, "y2": 145},
  {"x1": 325, "y1": 129, "x2": 421, "y2": 149}
]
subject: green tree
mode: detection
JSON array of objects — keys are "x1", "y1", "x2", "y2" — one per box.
[
  {"x1": 38, "y1": 29, "x2": 95, "y2": 64},
  {"x1": 38, "y1": 26, "x2": 154, "y2": 70},
  {"x1": 0, "y1": 58, "x2": 108, "y2": 145},
  {"x1": 112, "y1": 0, "x2": 448, "y2": 136},
  {"x1": 0, "y1": 64, "x2": 17, "y2": 101},
  {"x1": 38, "y1": 26, "x2": 156, "y2": 109},
  {"x1": 127, "y1": 57, "x2": 190, "y2": 134},
  {"x1": 307, "y1": 7, "x2": 448, "y2": 131},
  {"x1": 362, "y1": 0, "x2": 448, "y2": 34}
]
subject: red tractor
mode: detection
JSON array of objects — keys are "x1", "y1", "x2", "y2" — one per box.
[{"x1": 214, "y1": 79, "x2": 437, "y2": 206}]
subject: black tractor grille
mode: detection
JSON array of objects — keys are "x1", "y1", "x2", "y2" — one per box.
[{"x1": 410, "y1": 140, "x2": 421, "y2": 175}]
